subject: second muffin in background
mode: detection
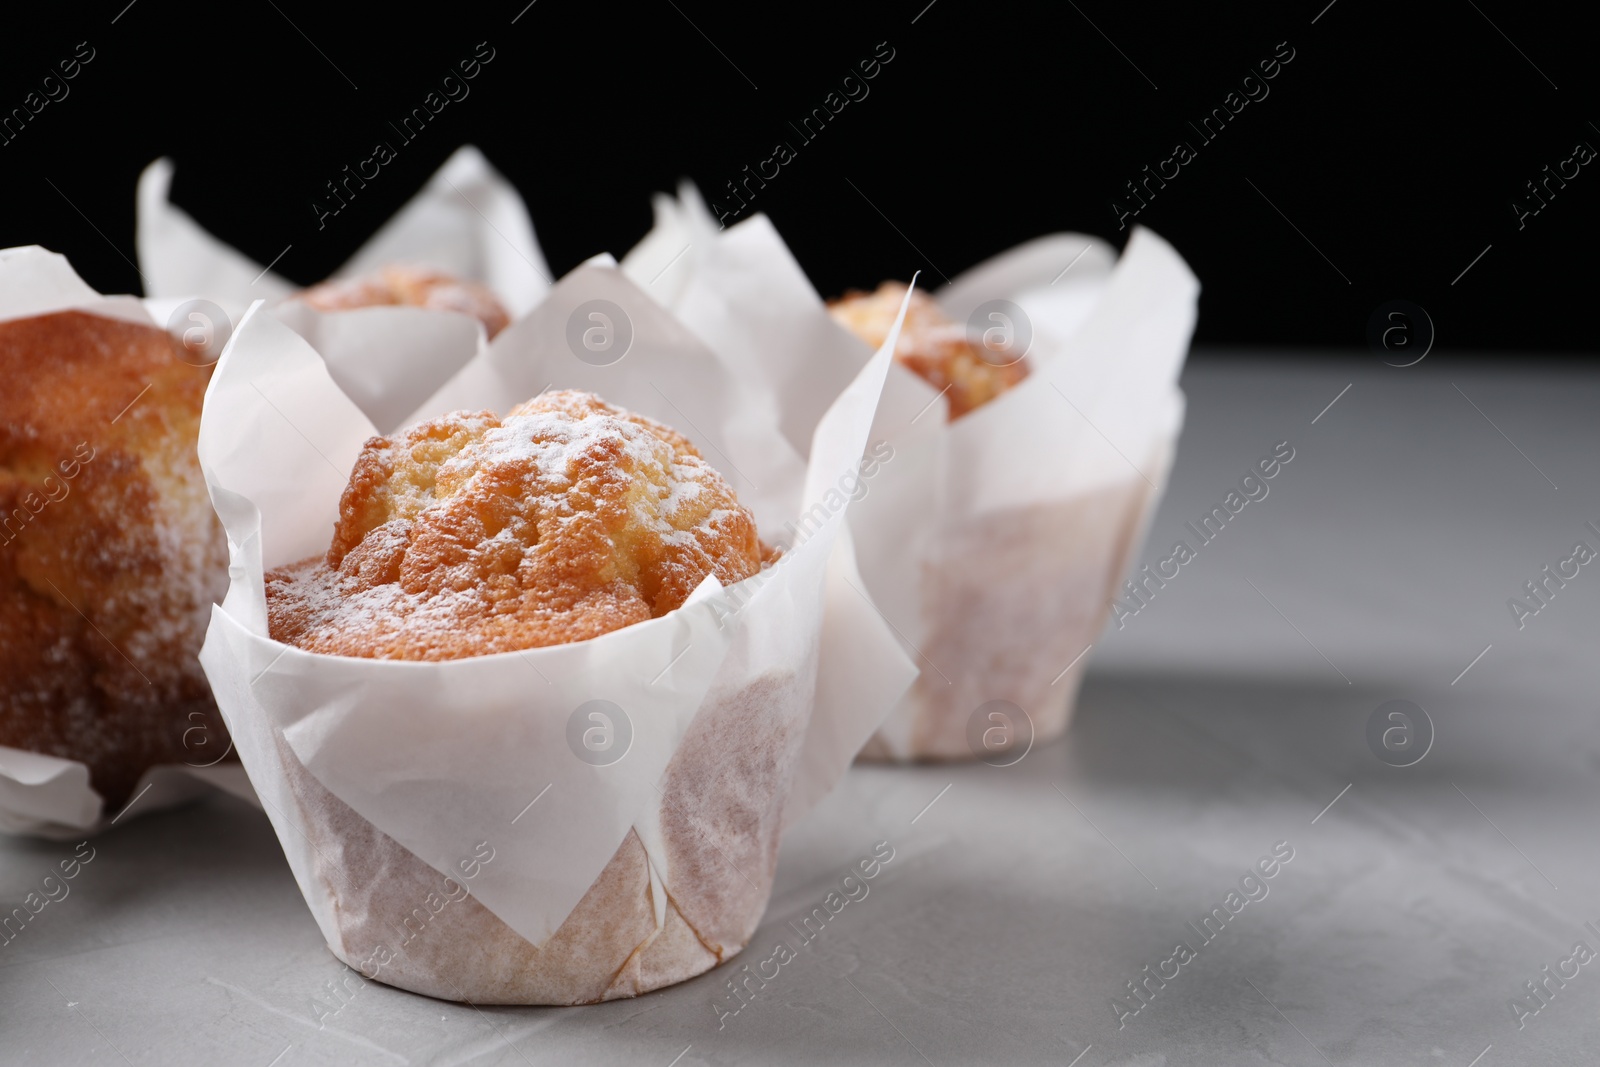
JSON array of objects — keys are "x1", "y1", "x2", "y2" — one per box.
[
  {"x1": 829, "y1": 282, "x2": 1028, "y2": 419},
  {"x1": 296, "y1": 264, "x2": 512, "y2": 340},
  {"x1": 619, "y1": 188, "x2": 1198, "y2": 765}
]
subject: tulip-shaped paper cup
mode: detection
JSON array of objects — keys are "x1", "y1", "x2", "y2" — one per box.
[
  {"x1": 624, "y1": 191, "x2": 1198, "y2": 763},
  {"x1": 139, "y1": 145, "x2": 549, "y2": 433},
  {"x1": 195, "y1": 255, "x2": 916, "y2": 1004}
]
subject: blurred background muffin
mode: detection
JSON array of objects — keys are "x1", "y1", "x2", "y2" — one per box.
[
  {"x1": 829, "y1": 281, "x2": 1028, "y2": 419},
  {"x1": 297, "y1": 264, "x2": 511, "y2": 339},
  {"x1": 0, "y1": 310, "x2": 228, "y2": 806}
]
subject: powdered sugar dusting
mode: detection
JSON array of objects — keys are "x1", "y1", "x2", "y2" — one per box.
[{"x1": 267, "y1": 390, "x2": 770, "y2": 660}]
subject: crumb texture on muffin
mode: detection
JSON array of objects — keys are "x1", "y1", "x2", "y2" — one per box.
[
  {"x1": 829, "y1": 281, "x2": 1028, "y2": 419},
  {"x1": 267, "y1": 389, "x2": 770, "y2": 660},
  {"x1": 0, "y1": 311, "x2": 228, "y2": 804},
  {"x1": 299, "y1": 264, "x2": 512, "y2": 338}
]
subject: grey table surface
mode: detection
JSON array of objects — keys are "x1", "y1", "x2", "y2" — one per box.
[{"x1": 4, "y1": 355, "x2": 1599, "y2": 1067}]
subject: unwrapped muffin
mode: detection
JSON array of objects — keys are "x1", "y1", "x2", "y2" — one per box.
[{"x1": 0, "y1": 309, "x2": 228, "y2": 805}]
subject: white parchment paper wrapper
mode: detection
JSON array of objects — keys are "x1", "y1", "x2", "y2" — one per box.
[
  {"x1": 0, "y1": 246, "x2": 255, "y2": 838},
  {"x1": 196, "y1": 254, "x2": 915, "y2": 1003},
  {"x1": 625, "y1": 191, "x2": 1198, "y2": 760},
  {"x1": 138, "y1": 145, "x2": 550, "y2": 433},
  {"x1": 138, "y1": 144, "x2": 549, "y2": 317}
]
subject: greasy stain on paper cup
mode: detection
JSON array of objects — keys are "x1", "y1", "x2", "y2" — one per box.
[
  {"x1": 566, "y1": 699, "x2": 633, "y2": 766},
  {"x1": 966, "y1": 700, "x2": 1034, "y2": 766}
]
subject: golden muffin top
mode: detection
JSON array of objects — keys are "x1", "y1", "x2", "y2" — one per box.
[{"x1": 267, "y1": 389, "x2": 771, "y2": 660}]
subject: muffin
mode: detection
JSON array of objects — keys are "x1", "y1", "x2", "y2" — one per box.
[
  {"x1": 821, "y1": 245, "x2": 1190, "y2": 763},
  {"x1": 266, "y1": 389, "x2": 771, "y2": 658},
  {"x1": 255, "y1": 388, "x2": 804, "y2": 1003},
  {"x1": 298, "y1": 264, "x2": 512, "y2": 339},
  {"x1": 829, "y1": 282, "x2": 1028, "y2": 419},
  {"x1": 0, "y1": 310, "x2": 229, "y2": 805}
]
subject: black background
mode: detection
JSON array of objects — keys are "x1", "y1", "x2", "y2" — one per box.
[{"x1": 0, "y1": 0, "x2": 1592, "y2": 357}]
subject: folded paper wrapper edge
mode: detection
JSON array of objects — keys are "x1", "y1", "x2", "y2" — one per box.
[
  {"x1": 136, "y1": 146, "x2": 551, "y2": 319},
  {"x1": 192, "y1": 259, "x2": 916, "y2": 962}
]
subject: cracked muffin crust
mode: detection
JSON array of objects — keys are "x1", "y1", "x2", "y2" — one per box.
[{"x1": 266, "y1": 389, "x2": 772, "y2": 659}]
